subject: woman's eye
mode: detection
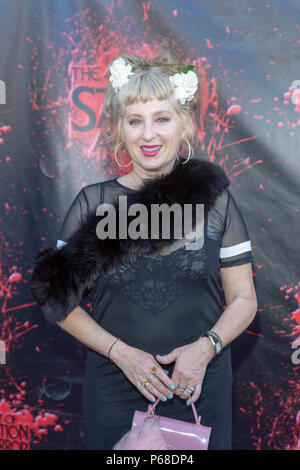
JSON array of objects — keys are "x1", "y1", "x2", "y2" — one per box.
[{"x1": 129, "y1": 117, "x2": 169, "y2": 125}]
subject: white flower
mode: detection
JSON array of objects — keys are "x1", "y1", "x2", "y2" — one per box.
[
  {"x1": 169, "y1": 70, "x2": 198, "y2": 105},
  {"x1": 109, "y1": 58, "x2": 134, "y2": 93}
]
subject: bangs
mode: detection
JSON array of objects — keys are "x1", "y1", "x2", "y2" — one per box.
[{"x1": 119, "y1": 68, "x2": 175, "y2": 107}]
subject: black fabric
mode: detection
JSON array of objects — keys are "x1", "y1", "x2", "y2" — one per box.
[
  {"x1": 82, "y1": 210, "x2": 234, "y2": 450},
  {"x1": 30, "y1": 157, "x2": 253, "y2": 450},
  {"x1": 58, "y1": 169, "x2": 252, "y2": 270},
  {"x1": 30, "y1": 158, "x2": 232, "y2": 324}
]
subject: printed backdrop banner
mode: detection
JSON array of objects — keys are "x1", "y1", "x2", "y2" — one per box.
[{"x1": 0, "y1": 0, "x2": 299, "y2": 450}]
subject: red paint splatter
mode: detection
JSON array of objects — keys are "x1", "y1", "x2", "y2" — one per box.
[
  {"x1": 106, "y1": 1, "x2": 114, "y2": 16},
  {"x1": 225, "y1": 104, "x2": 242, "y2": 116},
  {"x1": 205, "y1": 38, "x2": 214, "y2": 50},
  {"x1": 0, "y1": 124, "x2": 12, "y2": 146},
  {"x1": 0, "y1": 393, "x2": 63, "y2": 450},
  {"x1": 142, "y1": 2, "x2": 151, "y2": 22}
]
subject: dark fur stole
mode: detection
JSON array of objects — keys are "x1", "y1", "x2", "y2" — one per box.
[{"x1": 30, "y1": 158, "x2": 230, "y2": 324}]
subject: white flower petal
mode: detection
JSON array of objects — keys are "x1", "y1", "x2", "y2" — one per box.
[
  {"x1": 109, "y1": 58, "x2": 134, "y2": 92},
  {"x1": 169, "y1": 70, "x2": 198, "y2": 104}
]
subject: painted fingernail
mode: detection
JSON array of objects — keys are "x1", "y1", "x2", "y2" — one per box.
[
  {"x1": 169, "y1": 384, "x2": 175, "y2": 390},
  {"x1": 161, "y1": 396, "x2": 167, "y2": 401},
  {"x1": 168, "y1": 394, "x2": 173, "y2": 399},
  {"x1": 151, "y1": 397, "x2": 155, "y2": 402},
  {"x1": 186, "y1": 402, "x2": 191, "y2": 406},
  {"x1": 157, "y1": 355, "x2": 163, "y2": 359},
  {"x1": 163, "y1": 369, "x2": 169, "y2": 374}
]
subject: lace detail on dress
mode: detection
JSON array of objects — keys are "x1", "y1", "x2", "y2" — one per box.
[{"x1": 102, "y1": 244, "x2": 208, "y2": 311}]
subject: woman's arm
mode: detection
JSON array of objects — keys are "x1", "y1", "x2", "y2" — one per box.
[
  {"x1": 210, "y1": 262, "x2": 258, "y2": 348},
  {"x1": 56, "y1": 306, "x2": 127, "y2": 360},
  {"x1": 156, "y1": 262, "x2": 258, "y2": 403}
]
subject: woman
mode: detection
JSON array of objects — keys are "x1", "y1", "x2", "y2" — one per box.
[{"x1": 30, "y1": 51, "x2": 258, "y2": 450}]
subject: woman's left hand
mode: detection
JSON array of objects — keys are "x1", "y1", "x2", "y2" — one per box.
[{"x1": 155, "y1": 337, "x2": 215, "y2": 404}]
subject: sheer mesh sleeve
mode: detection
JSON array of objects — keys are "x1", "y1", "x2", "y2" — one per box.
[
  {"x1": 219, "y1": 189, "x2": 253, "y2": 268},
  {"x1": 56, "y1": 183, "x2": 102, "y2": 249}
]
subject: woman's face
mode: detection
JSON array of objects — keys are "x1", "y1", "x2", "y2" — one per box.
[{"x1": 121, "y1": 98, "x2": 184, "y2": 176}]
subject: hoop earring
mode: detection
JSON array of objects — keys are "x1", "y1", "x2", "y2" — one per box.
[
  {"x1": 114, "y1": 143, "x2": 133, "y2": 167},
  {"x1": 177, "y1": 139, "x2": 192, "y2": 164}
]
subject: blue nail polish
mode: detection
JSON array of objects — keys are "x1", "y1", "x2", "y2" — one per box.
[
  {"x1": 187, "y1": 402, "x2": 191, "y2": 406},
  {"x1": 161, "y1": 396, "x2": 167, "y2": 401},
  {"x1": 163, "y1": 369, "x2": 169, "y2": 374},
  {"x1": 168, "y1": 394, "x2": 173, "y2": 399},
  {"x1": 157, "y1": 355, "x2": 163, "y2": 359},
  {"x1": 169, "y1": 384, "x2": 175, "y2": 390},
  {"x1": 151, "y1": 397, "x2": 155, "y2": 402}
]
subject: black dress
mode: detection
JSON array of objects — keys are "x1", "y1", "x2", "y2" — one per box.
[{"x1": 56, "y1": 177, "x2": 253, "y2": 450}]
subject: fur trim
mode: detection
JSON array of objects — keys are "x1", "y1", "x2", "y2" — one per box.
[{"x1": 30, "y1": 158, "x2": 230, "y2": 324}]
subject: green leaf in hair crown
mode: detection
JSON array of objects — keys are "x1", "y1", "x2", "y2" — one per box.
[{"x1": 181, "y1": 65, "x2": 196, "y2": 74}]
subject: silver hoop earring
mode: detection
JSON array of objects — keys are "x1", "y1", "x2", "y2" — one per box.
[
  {"x1": 114, "y1": 143, "x2": 133, "y2": 168},
  {"x1": 177, "y1": 139, "x2": 192, "y2": 164}
]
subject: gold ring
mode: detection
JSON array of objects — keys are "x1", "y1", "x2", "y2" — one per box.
[
  {"x1": 143, "y1": 380, "x2": 151, "y2": 388},
  {"x1": 151, "y1": 366, "x2": 158, "y2": 375},
  {"x1": 177, "y1": 384, "x2": 186, "y2": 391}
]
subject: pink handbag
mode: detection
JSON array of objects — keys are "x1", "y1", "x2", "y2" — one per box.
[{"x1": 113, "y1": 398, "x2": 211, "y2": 450}]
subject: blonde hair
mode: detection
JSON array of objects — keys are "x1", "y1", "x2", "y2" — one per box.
[{"x1": 103, "y1": 50, "x2": 202, "y2": 159}]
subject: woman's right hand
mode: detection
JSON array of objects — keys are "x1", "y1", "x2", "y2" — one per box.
[{"x1": 110, "y1": 341, "x2": 176, "y2": 403}]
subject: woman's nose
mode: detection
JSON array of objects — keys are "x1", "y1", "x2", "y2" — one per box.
[{"x1": 142, "y1": 121, "x2": 155, "y2": 141}]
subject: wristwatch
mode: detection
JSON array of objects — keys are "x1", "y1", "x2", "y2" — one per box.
[{"x1": 200, "y1": 330, "x2": 223, "y2": 356}]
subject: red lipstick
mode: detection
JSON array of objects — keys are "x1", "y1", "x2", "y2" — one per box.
[{"x1": 140, "y1": 145, "x2": 162, "y2": 157}]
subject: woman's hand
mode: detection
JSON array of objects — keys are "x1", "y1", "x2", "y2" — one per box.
[
  {"x1": 155, "y1": 337, "x2": 215, "y2": 404},
  {"x1": 110, "y1": 341, "x2": 176, "y2": 403}
]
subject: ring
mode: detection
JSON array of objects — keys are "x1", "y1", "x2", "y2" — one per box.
[
  {"x1": 177, "y1": 384, "x2": 186, "y2": 391},
  {"x1": 143, "y1": 380, "x2": 151, "y2": 388},
  {"x1": 186, "y1": 386, "x2": 195, "y2": 394},
  {"x1": 148, "y1": 374, "x2": 155, "y2": 383},
  {"x1": 151, "y1": 366, "x2": 158, "y2": 375}
]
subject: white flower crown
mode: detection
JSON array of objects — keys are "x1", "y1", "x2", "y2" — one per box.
[{"x1": 109, "y1": 58, "x2": 198, "y2": 105}]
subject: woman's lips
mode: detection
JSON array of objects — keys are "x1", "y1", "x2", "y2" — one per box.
[{"x1": 140, "y1": 145, "x2": 162, "y2": 157}]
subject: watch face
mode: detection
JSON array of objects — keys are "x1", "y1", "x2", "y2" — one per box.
[{"x1": 208, "y1": 332, "x2": 221, "y2": 354}]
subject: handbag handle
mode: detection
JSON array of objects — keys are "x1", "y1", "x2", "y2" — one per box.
[{"x1": 147, "y1": 398, "x2": 201, "y2": 425}]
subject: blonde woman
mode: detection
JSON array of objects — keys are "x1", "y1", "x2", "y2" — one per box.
[{"x1": 31, "y1": 51, "x2": 257, "y2": 450}]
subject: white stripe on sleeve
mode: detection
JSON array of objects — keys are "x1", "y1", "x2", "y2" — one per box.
[{"x1": 220, "y1": 240, "x2": 252, "y2": 259}]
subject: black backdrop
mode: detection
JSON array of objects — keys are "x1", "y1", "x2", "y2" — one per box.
[{"x1": 0, "y1": 0, "x2": 299, "y2": 450}]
